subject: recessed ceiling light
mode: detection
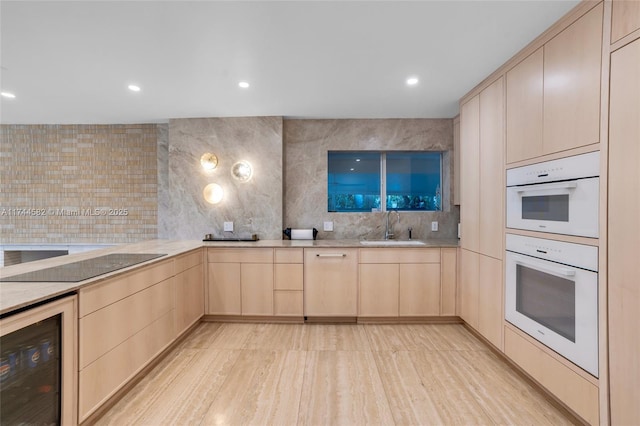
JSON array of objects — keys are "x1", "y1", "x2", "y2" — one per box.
[
  {"x1": 238, "y1": 81, "x2": 250, "y2": 89},
  {"x1": 350, "y1": 168, "x2": 355, "y2": 171},
  {"x1": 406, "y1": 77, "x2": 419, "y2": 86},
  {"x1": 1, "y1": 91, "x2": 16, "y2": 99},
  {"x1": 355, "y1": 159, "x2": 361, "y2": 162},
  {"x1": 128, "y1": 84, "x2": 141, "y2": 92}
]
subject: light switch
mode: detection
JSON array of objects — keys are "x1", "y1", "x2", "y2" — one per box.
[
  {"x1": 223, "y1": 221, "x2": 234, "y2": 232},
  {"x1": 324, "y1": 221, "x2": 334, "y2": 231},
  {"x1": 431, "y1": 221, "x2": 438, "y2": 232}
]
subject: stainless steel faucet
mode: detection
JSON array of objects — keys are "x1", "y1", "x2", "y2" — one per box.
[{"x1": 384, "y1": 210, "x2": 400, "y2": 240}]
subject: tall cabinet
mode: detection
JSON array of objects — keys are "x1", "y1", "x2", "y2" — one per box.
[
  {"x1": 608, "y1": 36, "x2": 640, "y2": 426},
  {"x1": 459, "y1": 76, "x2": 505, "y2": 351}
]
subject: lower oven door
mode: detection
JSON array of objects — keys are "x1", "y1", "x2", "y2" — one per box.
[
  {"x1": 506, "y1": 176, "x2": 599, "y2": 238},
  {"x1": 505, "y1": 251, "x2": 598, "y2": 377}
]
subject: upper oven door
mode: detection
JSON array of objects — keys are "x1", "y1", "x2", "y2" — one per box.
[{"x1": 506, "y1": 176, "x2": 599, "y2": 238}]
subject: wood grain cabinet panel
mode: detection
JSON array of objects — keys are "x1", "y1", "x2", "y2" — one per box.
[
  {"x1": 478, "y1": 256, "x2": 503, "y2": 350},
  {"x1": 453, "y1": 115, "x2": 461, "y2": 205},
  {"x1": 399, "y1": 263, "x2": 441, "y2": 316},
  {"x1": 459, "y1": 249, "x2": 479, "y2": 329},
  {"x1": 506, "y1": 48, "x2": 543, "y2": 163},
  {"x1": 543, "y1": 3, "x2": 603, "y2": 154},
  {"x1": 304, "y1": 248, "x2": 358, "y2": 316},
  {"x1": 175, "y1": 263, "x2": 204, "y2": 335},
  {"x1": 611, "y1": 0, "x2": 640, "y2": 43},
  {"x1": 359, "y1": 264, "x2": 399, "y2": 316},
  {"x1": 479, "y1": 77, "x2": 505, "y2": 259},
  {"x1": 274, "y1": 264, "x2": 303, "y2": 290},
  {"x1": 274, "y1": 291, "x2": 303, "y2": 316},
  {"x1": 241, "y1": 263, "x2": 274, "y2": 315},
  {"x1": 440, "y1": 248, "x2": 457, "y2": 316},
  {"x1": 608, "y1": 37, "x2": 640, "y2": 426},
  {"x1": 460, "y1": 95, "x2": 480, "y2": 252},
  {"x1": 207, "y1": 262, "x2": 241, "y2": 315}
]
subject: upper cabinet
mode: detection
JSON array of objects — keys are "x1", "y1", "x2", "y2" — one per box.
[
  {"x1": 611, "y1": 0, "x2": 640, "y2": 44},
  {"x1": 459, "y1": 96, "x2": 480, "y2": 253},
  {"x1": 506, "y1": 4, "x2": 603, "y2": 164},
  {"x1": 453, "y1": 115, "x2": 461, "y2": 206},
  {"x1": 543, "y1": 3, "x2": 603, "y2": 155},
  {"x1": 506, "y1": 48, "x2": 543, "y2": 163}
]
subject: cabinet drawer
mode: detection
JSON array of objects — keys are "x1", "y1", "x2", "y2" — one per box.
[
  {"x1": 274, "y1": 264, "x2": 303, "y2": 290},
  {"x1": 275, "y1": 248, "x2": 303, "y2": 264},
  {"x1": 359, "y1": 248, "x2": 440, "y2": 264},
  {"x1": 175, "y1": 249, "x2": 203, "y2": 273},
  {"x1": 208, "y1": 248, "x2": 273, "y2": 263},
  {"x1": 274, "y1": 291, "x2": 303, "y2": 316},
  {"x1": 79, "y1": 259, "x2": 174, "y2": 317},
  {"x1": 504, "y1": 326, "x2": 598, "y2": 424}
]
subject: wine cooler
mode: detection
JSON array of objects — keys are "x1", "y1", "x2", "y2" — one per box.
[{"x1": 0, "y1": 296, "x2": 77, "y2": 425}]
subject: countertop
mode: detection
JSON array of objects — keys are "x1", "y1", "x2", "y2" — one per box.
[{"x1": 0, "y1": 238, "x2": 458, "y2": 316}]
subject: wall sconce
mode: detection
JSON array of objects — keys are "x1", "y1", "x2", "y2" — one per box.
[
  {"x1": 203, "y1": 183, "x2": 224, "y2": 204},
  {"x1": 200, "y1": 153, "x2": 218, "y2": 171},
  {"x1": 231, "y1": 161, "x2": 253, "y2": 182}
]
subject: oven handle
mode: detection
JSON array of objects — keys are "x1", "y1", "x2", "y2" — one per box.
[
  {"x1": 516, "y1": 181, "x2": 577, "y2": 194},
  {"x1": 514, "y1": 259, "x2": 576, "y2": 277}
]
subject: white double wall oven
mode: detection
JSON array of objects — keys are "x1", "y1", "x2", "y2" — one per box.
[{"x1": 505, "y1": 152, "x2": 600, "y2": 377}]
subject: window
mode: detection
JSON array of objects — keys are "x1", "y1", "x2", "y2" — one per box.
[{"x1": 328, "y1": 151, "x2": 442, "y2": 212}]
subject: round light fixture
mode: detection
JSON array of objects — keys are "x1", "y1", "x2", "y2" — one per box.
[
  {"x1": 200, "y1": 153, "x2": 218, "y2": 171},
  {"x1": 231, "y1": 161, "x2": 253, "y2": 182},
  {"x1": 406, "y1": 77, "x2": 419, "y2": 86},
  {"x1": 1, "y1": 91, "x2": 16, "y2": 99},
  {"x1": 203, "y1": 183, "x2": 224, "y2": 204},
  {"x1": 238, "y1": 81, "x2": 250, "y2": 89},
  {"x1": 128, "y1": 84, "x2": 141, "y2": 92}
]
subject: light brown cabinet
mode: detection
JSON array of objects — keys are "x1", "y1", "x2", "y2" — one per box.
[
  {"x1": 207, "y1": 248, "x2": 274, "y2": 316},
  {"x1": 608, "y1": 37, "x2": 640, "y2": 426},
  {"x1": 611, "y1": 0, "x2": 640, "y2": 44},
  {"x1": 174, "y1": 249, "x2": 204, "y2": 336},
  {"x1": 359, "y1": 248, "x2": 442, "y2": 317},
  {"x1": 78, "y1": 259, "x2": 176, "y2": 421},
  {"x1": 453, "y1": 115, "x2": 461, "y2": 206},
  {"x1": 506, "y1": 48, "x2": 544, "y2": 163},
  {"x1": 543, "y1": 3, "x2": 603, "y2": 155},
  {"x1": 304, "y1": 248, "x2": 358, "y2": 317},
  {"x1": 273, "y1": 248, "x2": 304, "y2": 316},
  {"x1": 460, "y1": 95, "x2": 480, "y2": 253},
  {"x1": 478, "y1": 255, "x2": 503, "y2": 350},
  {"x1": 459, "y1": 249, "x2": 479, "y2": 329}
]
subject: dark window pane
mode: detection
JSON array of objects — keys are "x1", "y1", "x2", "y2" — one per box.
[
  {"x1": 328, "y1": 152, "x2": 381, "y2": 212},
  {"x1": 386, "y1": 152, "x2": 442, "y2": 211}
]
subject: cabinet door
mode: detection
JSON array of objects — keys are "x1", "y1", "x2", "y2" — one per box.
[
  {"x1": 360, "y1": 264, "x2": 399, "y2": 316},
  {"x1": 175, "y1": 264, "x2": 204, "y2": 334},
  {"x1": 608, "y1": 37, "x2": 640, "y2": 426},
  {"x1": 207, "y1": 263, "x2": 241, "y2": 315},
  {"x1": 304, "y1": 248, "x2": 358, "y2": 316},
  {"x1": 274, "y1": 291, "x2": 303, "y2": 316},
  {"x1": 274, "y1": 264, "x2": 303, "y2": 290},
  {"x1": 460, "y1": 95, "x2": 480, "y2": 252},
  {"x1": 459, "y1": 249, "x2": 479, "y2": 329},
  {"x1": 479, "y1": 77, "x2": 505, "y2": 260},
  {"x1": 440, "y1": 248, "x2": 457, "y2": 316},
  {"x1": 506, "y1": 48, "x2": 543, "y2": 163},
  {"x1": 543, "y1": 4, "x2": 603, "y2": 154},
  {"x1": 611, "y1": 0, "x2": 640, "y2": 44},
  {"x1": 241, "y1": 263, "x2": 274, "y2": 315},
  {"x1": 453, "y1": 115, "x2": 461, "y2": 205},
  {"x1": 399, "y1": 263, "x2": 440, "y2": 316},
  {"x1": 478, "y1": 255, "x2": 503, "y2": 351}
]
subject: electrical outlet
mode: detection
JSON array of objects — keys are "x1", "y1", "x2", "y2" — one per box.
[
  {"x1": 223, "y1": 221, "x2": 234, "y2": 232},
  {"x1": 431, "y1": 221, "x2": 438, "y2": 232},
  {"x1": 324, "y1": 221, "x2": 334, "y2": 231}
]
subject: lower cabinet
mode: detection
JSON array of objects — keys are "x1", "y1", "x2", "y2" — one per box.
[
  {"x1": 78, "y1": 259, "x2": 176, "y2": 422},
  {"x1": 207, "y1": 248, "x2": 274, "y2": 316},
  {"x1": 505, "y1": 325, "x2": 598, "y2": 424},
  {"x1": 359, "y1": 248, "x2": 456, "y2": 317},
  {"x1": 459, "y1": 248, "x2": 503, "y2": 351},
  {"x1": 304, "y1": 248, "x2": 358, "y2": 316},
  {"x1": 175, "y1": 249, "x2": 204, "y2": 336},
  {"x1": 273, "y1": 248, "x2": 304, "y2": 316}
]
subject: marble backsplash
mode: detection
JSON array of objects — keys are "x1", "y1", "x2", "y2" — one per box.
[
  {"x1": 159, "y1": 117, "x2": 284, "y2": 240},
  {"x1": 284, "y1": 119, "x2": 459, "y2": 240}
]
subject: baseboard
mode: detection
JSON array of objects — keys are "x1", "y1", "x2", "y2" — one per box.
[
  {"x1": 203, "y1": 315, "x2": 304, "y2": 324},
  {"x1": 356, "y1": 316, "x2": 463, "y2": 324}
]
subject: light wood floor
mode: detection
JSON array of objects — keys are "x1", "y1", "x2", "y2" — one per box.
[{"x1": 95, "y1": 322, "x2": 575, "y2": 426}]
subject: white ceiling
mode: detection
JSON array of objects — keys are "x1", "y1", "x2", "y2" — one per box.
[{"x1": 0, "y1": 0, "x2": 580, "y2": 124}]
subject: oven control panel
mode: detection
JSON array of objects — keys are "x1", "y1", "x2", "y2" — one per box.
[
  {"x1": 507, "y1": 151, "x2": 600, "y2": 186},
  {"x1": 506, "y1": 233, "x2": 598, "y2": 272}
]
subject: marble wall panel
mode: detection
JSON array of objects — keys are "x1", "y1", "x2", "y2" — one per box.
[
  {"x1": 160, "y1": 117, "x2": 283, "y2": 240},
  {"x1": 284, "y1": 119, "x2": 459, "y2": 240}
]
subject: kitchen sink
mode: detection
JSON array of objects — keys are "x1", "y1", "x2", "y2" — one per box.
[{"x1": 359, "y1": 240, "x2": 426, "y2": 246}]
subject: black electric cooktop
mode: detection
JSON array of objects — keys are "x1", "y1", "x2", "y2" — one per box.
[{"x1": 0, "y1": 253, "x2": 167, "y2": 283}]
